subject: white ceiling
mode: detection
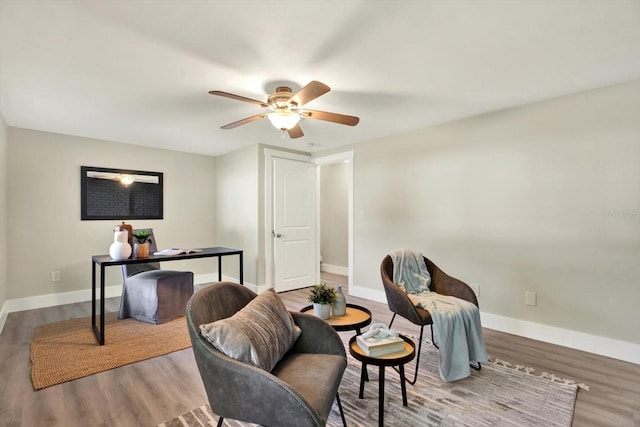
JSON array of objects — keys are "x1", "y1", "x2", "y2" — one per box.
[{"x1": 1, "y1": 0, "x2": 639, "y2": 157}]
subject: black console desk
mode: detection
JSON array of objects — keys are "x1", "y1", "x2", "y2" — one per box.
[{"x1": 91, "y1": 247, "x2": 243, "y2": 345}]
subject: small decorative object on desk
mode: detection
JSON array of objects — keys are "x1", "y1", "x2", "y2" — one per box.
[
  {"x1": 154, "y1": 248, "x2": 203, "y2": 256},
  {"x1": 308, "y1": 283, "x2": 336, "y2": 320},
  {"x1": 132, "y1": 230, "x2": 152, "y2": 258},
  {"x1": 332, "y1": 285, "x2": 346, "y2": 316},
  {"x1": 118, "y1": 221, "x2": 133, "y2": 251},
  {"x1": 356, "y1": 323, "x2": 404, "y2": 357},
  {"x1": 109, "y1": 227, "x2": 132, "y2": 260}
]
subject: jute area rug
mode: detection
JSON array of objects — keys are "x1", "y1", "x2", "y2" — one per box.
[
  {"x1": 159, "y1": 337, "x2": 582, "y2": 427},
  {"x1": 30, "y1": 312, "x2": 191, "y2": 390}
]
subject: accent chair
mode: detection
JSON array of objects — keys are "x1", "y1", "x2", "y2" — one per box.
[
  {"x1": 187, "y1": 282, "x2": 348, "y2": 427},
  {"x1": 380, "y1": 254, "x2": 479, "y2": 384}
]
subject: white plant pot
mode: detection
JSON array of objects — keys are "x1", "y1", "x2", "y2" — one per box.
[{"x1": 313, "y1": 303, "x2": 331, "y2": 320}]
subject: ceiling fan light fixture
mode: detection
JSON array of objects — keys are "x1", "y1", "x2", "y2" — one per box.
[{"x1": 267, "y1": 111, "x2": 300, "y2": 130}]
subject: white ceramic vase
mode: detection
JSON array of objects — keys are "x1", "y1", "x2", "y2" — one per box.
[
  {"x1": 313, "y1": 303, "x2": 331, "y2": 320},
  {"x1": 109, "y1": 229, "x2": 132, "y2": 260}
]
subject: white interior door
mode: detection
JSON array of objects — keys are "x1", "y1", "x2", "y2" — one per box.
[{"x1": 273, "y1": 157, "x2": 318, "y2": 292}]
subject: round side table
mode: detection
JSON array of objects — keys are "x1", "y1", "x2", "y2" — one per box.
[
  {"x1": 349, "y1": 335, "x2": 416, "y2": 427},
  {"x1": 300, "y1": 303, "x2": 372, "y2": 334}
]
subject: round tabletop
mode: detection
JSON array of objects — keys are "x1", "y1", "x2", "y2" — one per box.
[
  {"x1": 300, "y1": 303, "x2": 372, "y2": 332},
  {"x1": 349, "y1": 335, "x2": 416, "y2": 366}
]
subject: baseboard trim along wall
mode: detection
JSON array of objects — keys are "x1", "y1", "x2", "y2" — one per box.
[
  {"x1": 0, "y1": 274, "x2": 254, "y2": 334},
  {"x1": 320, "y1": 263, "x2": 349, "y2": 276},
  {"x1": 2, "y1": 279, "x2": 637, "y2": 365},
  {"x1": 348, "y1": 282, "x2": 640, "y2": 365}
]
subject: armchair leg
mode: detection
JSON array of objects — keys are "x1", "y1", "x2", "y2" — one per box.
[
  {"x1": 388, "y1": 312, "x2": 397, "y2": 328},
  {"x1": 216, "y1": 417, "x2": 224, "y2": 427},
  {"x1": 392, "y1": 324, "x2": 425, "y2": 385},
  {"x1": 431, "y1": 324, "x2": 439, "y2": 349},
  {"x1": 336, "y1": 392, "x2": 347, "y2": 427}
]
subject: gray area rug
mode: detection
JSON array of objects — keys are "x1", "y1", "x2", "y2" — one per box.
[{"x1": 158, "y1": 338, "x2": 582, "y2": 427}]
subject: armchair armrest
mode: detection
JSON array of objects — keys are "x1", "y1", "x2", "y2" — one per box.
[
  {"x1": 381, "y1": 273, "x2": 428, "y2": 325},
  {"x1": 428, "y1": 262, "x2": 478, "y2": 306},
  {"x1": 290, "y1": 312, "x2": 346, "y2": 358}
]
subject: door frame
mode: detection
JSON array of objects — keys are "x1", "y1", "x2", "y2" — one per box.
[
  {"x1": 312, "y1": 150, "x2": 354, "y2": 289},
  {"x1": 264, "y1": 149, "x2": 354, "y2": 290}
]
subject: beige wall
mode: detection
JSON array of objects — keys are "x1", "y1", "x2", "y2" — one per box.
[
  {"x1": 0, "y1": 114, "x2": 7, "y2": 310},
  {"x1": 320, "y1": 163, "x2": 349, "y2": 268},
  {"x1": 351, "y1": 80, "x2": 640, "y2": 344},
  {"x1": 214, "y1": 144, "x2": 259, "y2": 285},
  {"x1": 6, "y1": 128, "x2": 216, "y2": 299}
]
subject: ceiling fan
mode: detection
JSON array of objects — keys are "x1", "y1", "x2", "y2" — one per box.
[{"x1": 209, "y1": 81, "x2": 359, "y2": 139}]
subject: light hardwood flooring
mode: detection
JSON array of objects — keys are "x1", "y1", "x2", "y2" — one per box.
[{"x1": 0, "y1": 273, "x2": 638, "y2": 426}]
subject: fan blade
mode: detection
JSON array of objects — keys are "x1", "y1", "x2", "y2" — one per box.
[
  {"x1": 301, "y1": 110, "x2": 360, "y2": 126},
  {"x1": 220, "y1": 114, "x2": 267, "y2": 129},
  {"x1": 287, "y1": 124, "x2": 304, "y2": 139},
  {"x1": 287, "y1": 81, "x2": 330, "y2": 107},
  {"x1": 209, "y1": 91, "x2": 269, "y2": 108}
]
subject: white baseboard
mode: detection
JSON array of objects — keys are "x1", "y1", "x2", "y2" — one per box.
[
  {"x1": 348, "y1": 283, "x2": 640, "y2": 365},
  {"x1": 5, "y1": 285, "x2": 123, "y2": 314},
  {"x1": 321, "y1": 263, "x2": 349, "y2": 276},
  {"x1": 0, "y1": 301, "x2": 8, "y2": 336},
  {"x1": 0, "y1": 273, "x2": 257, "y2": 335},
  {"x1": 195, "y1": 273, "x2": 258, "y2": 293},
  {"x1": 480, "y1": 312, "x2": 640, "y2": 365},
  {"x1": 349, "y1": 282, "x2": 388, "y2": 305},
  {"x1": 4, "y1": 279, "x2": 638, "y2": 365}
]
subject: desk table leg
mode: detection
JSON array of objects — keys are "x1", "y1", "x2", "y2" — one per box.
[
  {"x1": 100, "y1": 265, "x2": 105, "y2": 345},
  {"x1": 91, "y1": 261, "x2": 96, "y2": 340},
  {"x1": 378, "y1": 365, "x2": 385, "y2": 427}
]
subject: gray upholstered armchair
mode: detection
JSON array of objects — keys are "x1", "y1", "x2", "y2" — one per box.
[
  {"x1": 380, "y1": 255, "x2": 479, "y2": 384},
  {"x1": 187, "y1": 282, "x2": 348, "y2": 427}
]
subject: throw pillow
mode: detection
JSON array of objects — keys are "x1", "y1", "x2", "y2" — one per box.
[{"x1": 199, "y1": 288, "x2": 302, "y2": 372}]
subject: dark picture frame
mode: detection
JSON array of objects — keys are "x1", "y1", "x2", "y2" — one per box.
[{"x1": 81, "y1": 166, "x2": 163, "y2": 220}]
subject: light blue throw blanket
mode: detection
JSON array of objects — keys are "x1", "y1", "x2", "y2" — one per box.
[
  {"x1": 390, "y1": 249, "x2": 431, "y2": 293},
  {"x1": 390, "y1": 249, "x2": 488, "y2": 382}
]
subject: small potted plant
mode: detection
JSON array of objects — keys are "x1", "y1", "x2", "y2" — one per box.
[
  {"x1": 132, "y1": 230, "x2": 152, "y2": 258},
  {"x1": 308, "y1": 283, "x2": 336, "y2": 320}
]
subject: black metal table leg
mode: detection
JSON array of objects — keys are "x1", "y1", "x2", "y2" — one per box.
[
  {"x1": 359, "y1": 363, "x2": 367, "y2": 399},
  {"x1": 399, "y1": 363, "x2": 408, "y2": 406},
  {"x1": 378, "y1": 365, "x2": 385, "y2": 427},
  {"x1": 100, "y1": 265, "x2": 105, "y2": 345}
]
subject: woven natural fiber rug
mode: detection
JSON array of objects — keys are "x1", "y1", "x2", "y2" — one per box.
[
  {"x1": 31, "y1": 312, "x2": 191, "y2": 390},
  {"x1": 159, "y1": 338, "x2": 582, "y2": 427}
]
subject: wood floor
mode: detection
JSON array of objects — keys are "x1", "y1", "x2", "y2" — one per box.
[{"x1": 1, "y1": 273, "x2": 638, "y2": 427}]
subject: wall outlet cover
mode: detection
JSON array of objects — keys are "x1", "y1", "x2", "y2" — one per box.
[{"x1": 525, "y1": 291, "x2": 537, "y2": 306}]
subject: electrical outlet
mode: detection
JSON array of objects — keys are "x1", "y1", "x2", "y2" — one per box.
[
  {"x1": 469, "y1": 283, "x2": 480, "y2": 297},
  {"x1": 525, "y1": 291, "x2": 537, "y2": 306},
  {"x1": 51, "y1": 271, "x2": 61, "y2": 282}
]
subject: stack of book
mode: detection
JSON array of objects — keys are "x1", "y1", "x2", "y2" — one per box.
[{"x1": 356, "y1": 334, "x2": 405, "y2": 357}]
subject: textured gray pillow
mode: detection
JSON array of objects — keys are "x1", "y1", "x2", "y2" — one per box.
[{"x1": 199, "y1": 288, "x2": 302, "y2": 371}]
